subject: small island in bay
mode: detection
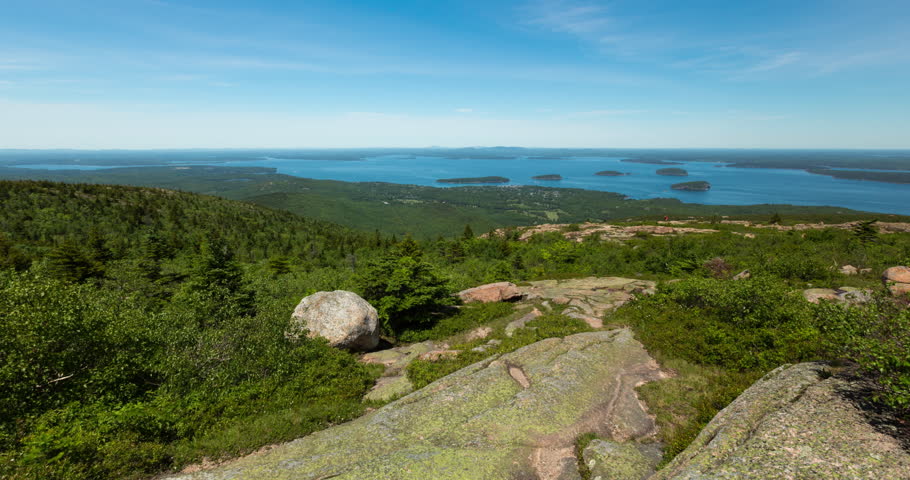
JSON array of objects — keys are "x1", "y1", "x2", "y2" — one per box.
[
  {"x1": 595, "y1": 170, "x2": 629, "y2": 176},
  {"x1": 436, "y1": 176, "x2": 509, "y2": 184},
  {"x1": 671, "y1": 180, "x2": 711, "y2": 191},
  {"x1": 656, "y1": 167, "x2": 689, "y2": 176},
  {"x1": 532, "y1": 174, "x2": 562, "y2": 181}
]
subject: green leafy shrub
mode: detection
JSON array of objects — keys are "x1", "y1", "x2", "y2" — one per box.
[
  {"x1": 617, "y1": 277, "x2": 821, "y2": 371},
  {"x1": 819, "y1": 298, "x2": 910, "y2": 411}
]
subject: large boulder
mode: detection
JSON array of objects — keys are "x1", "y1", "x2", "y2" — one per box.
[
  {"x1": 167, "y1": 329, "x2": 666, "y2": 480},
  {"x1": 457, "y1": 281, "x2": 523, "y2": 303},
  {"x1": 289, "y1": 290, "x2": 379, "y2": 351},
  {"x1": 652, "y1": 363, "x2": 910, "y2": 479}
]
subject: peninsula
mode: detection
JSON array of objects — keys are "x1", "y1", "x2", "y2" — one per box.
[{"x1": 437, "y1": 176, "x2": 509, "y2": 184}]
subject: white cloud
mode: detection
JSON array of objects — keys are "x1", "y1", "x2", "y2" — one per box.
[{"x1": 454, "y1": 108, "x2": 473, "y2": 113}]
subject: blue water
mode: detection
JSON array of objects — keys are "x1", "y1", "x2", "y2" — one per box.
[
  {"x1": 9, "y1": 164, "x2": 132, "y2": 171},
  {"x1": 5, "y1": 155, "x2": 909, "y2": 215},
  {"x1": 208, "y1": 155, "x2": 910, "y2": 215}
]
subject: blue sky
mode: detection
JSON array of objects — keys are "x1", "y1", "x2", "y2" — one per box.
[{"x1": 1, "y1": 0, "x2": 908, "y2": 148}]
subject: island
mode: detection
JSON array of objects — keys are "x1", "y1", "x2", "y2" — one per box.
[
  {"x1": 595, "y1": 170, "x2": 629, "y2": 176},
  {"x1": 532, "y1": 174, "x2": 562, "y2": 181},
  {"x1": 621, "y1": 158, "x2": 682, "y2": 165},
  {"x1": 436, "y1": 176, "x2": 509, "y2": 184},
  {"x1": 671, "y1": 181, "x2": 711, "y2": 191},
  {"x1": 656, "y1": 167, "x2": 689, "y2": 176}
]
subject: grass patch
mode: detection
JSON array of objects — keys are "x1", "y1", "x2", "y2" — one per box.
[
  {"x1": 398, "y1": 302, "x2": 515, "y2": 343},
  {"x1": 575, "y1": 432, "x2": 598, "y2": 480},
  {"x1": 635, "y1": 358, "x2": 761, "y2": 463}
]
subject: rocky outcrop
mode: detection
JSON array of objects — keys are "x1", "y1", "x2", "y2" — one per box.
[
  {"x1": 167, "y1": 330, "x2": 666, "y2": 480},
  {"x1": 457, "y1": 282, "x2": 523, "y2": 303},
  {"x1": 719, "y1": 220, "x2": 910, "y2": 234},
  {"x1": 520, "y1": 277, "x2": 657, "y2": 320},
  {"x1": 652, "y1": 363, "x2": 910, "y2": 479},
  {"x1": 360, "y1": 340, "x2": 447, "y2": 401},
  {"x1": 289, "y1": 290, "x2": 379, "y2": 351},
  {"x1": 839, "y1": 264, "x2": 859, "y2": 275},
  {"x1": 883, "y1": 266, "x2": 910, "y2": 296},
  {"x1": 486, "y1": 223, "x2": 719, "y2": 243}
]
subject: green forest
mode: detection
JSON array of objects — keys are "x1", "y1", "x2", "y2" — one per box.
[{"x1": 1, "y1": 179, "x2": 909, "y2": 479}]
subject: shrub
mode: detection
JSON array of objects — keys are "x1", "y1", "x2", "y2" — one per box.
[
  {"x1": 355, "y1": 238, "x2": 453, "y2": 333},
  {"x1": 820, "y1": 297, "x2": 910, "y2": 411},
  {"x1": 617, "y1": 277, "x2": 821, "y2": 371}
]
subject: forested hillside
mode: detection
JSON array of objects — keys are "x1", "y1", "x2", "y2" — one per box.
[{"x1": 0, "y1": 180, "x2": 370, "y2": 268}]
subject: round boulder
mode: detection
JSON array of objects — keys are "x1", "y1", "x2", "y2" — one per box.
[{"x1": 289, "y1": 290, "x2": 379, "y2": 351}]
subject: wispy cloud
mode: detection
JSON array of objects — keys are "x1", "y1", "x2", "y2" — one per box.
[
  {"x1": 526, "y1": 1, "x2": 612, "y2": 35},
  {"x1": 454, "y1": 108, "x2": 474, "y2": 113},
  {"x1": 745, "y1": 51, "x2": 803, "y2": 73},
  {"x1": 0, "y1": 60, "x2": 39, "y2": 71},
  {"x1": 564, "y1": 109, "x2": 647, "y2": 118}
]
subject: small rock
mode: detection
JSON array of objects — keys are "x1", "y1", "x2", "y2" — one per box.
[
  {"x1": 839, "y1": 265, "x2": 858, "y2": 275},
  {"x1": 457, "y1": 282, "x2": 523, "y2": 303},
  {"x1": 364, "y1": 375, "x2": 413, "y2": 402},
  {"x1": 836, "y1": 288, "x2": 872, "y2": 304},
  {"x1": 418, "y1": 350, "x2": 460, "y2": 361},
  {"x1": 803, "y1": 288, "x2": 839, "y2": 304},
  {"x1": 465, "y1": 326, "x2": 493, "y2": 342},
  {"x1": 732, "y1": 270, "x2": 751, "y2": 281},
  {"x1": 882, "y1": 266, "x2": 910, "y2": 297},
  {"x1": 566, "y1": 311, "x2": 603, "y2": 329},
  {"x1": 883, "y1": 266, "x2": 910, "y2": 284},
  {"x1": 552, "y1": 296, "x2": 571, "y2": 305},
  {"x1": 889, "y1": 283, "x2": 910, "y2": 297},
  {"x1": 289, "y1": 290, "x2": 379, "y2": 351},
  {"x1": 859, "y1": 268, "x2": 873, "y2": 274},
  {"x1": 505, "y1": 308, "x2": 542, "y2": 337}
]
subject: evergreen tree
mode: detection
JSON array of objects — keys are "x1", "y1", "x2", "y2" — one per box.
[
  {"x1": 46, "y1": 240, "x2": 99, "y2": 282},
  {"x1": 355, "y1": 239, "x2": 452, "y2": 333},
  {"x1": 268, "y1": 255, "x2": 292, "y2": 277},
  {"x1": 853, "y1": 220, "x2": 879, "y2": 245}
]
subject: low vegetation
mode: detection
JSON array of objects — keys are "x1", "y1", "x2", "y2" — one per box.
[{"x1": 1, "y1": 179, "x2": 909, "y2": 478}]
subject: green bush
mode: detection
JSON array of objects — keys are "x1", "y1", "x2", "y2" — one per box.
[
  {"x1": 355, "y1": 238, "x2": 453, "y2": 333},
  {"x1": 617, "y1": 276, "x2": 821, "y2": 371},
  {"x1": 820, "y1": 297, "x2": 910, "y2": 411}
]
